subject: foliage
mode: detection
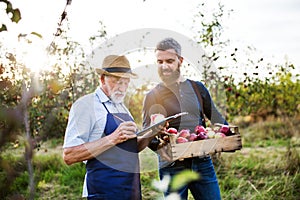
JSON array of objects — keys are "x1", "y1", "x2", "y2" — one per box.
[
  {"x1": 216, "y1": 145, "x2": 300, "y2": 200},
  {"x1": 1, "y1": 1, "x2": 300, "y2": 199},
  {"x1": 0, "y1": 0, "x2": 21, "y2": 32},
  {"x1": 0, "y1": 0, "x2": 298, "y2": 144},
  {"x1": 0, "y1": 28, "x2": 102, "y2": 143},
  {"x1": 170, "y1": 170, "x2": 200, "y2": 191},
  {"x1": 0, "y1": 20, "x2": 102, "y2": 198},
  {"x1": 0, "y1": 150, "x2": 86, "y2": 199},
  {"x1": 1, "y1": 121, "x2": 299, "y2": 199},
  {"x1": 223, "y1": 62, "x2": 300, "y2": 121}
]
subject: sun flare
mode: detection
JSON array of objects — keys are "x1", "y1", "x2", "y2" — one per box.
[{"x1": 18, "y1": 37, "x2": 51, "y2": 73}]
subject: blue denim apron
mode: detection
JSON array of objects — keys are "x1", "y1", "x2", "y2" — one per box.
[{"x1": 86, "y1": 103, "x2": 141, "y2": 200}]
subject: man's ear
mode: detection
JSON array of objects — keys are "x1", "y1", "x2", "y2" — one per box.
[
  {"x1": 179, "y1": 56, "x2": 184, "y2": 64},
  {"x1": 100, "y1": 75, "x2": 105, "y2": 84}
]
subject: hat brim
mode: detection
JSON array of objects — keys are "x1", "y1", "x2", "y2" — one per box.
[{"x1": 96, "y1": 68, "x2": 138, "y2": 79}]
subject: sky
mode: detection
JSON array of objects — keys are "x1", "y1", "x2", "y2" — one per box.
[{"x1": 2, "y1": 0, "x2": 300, "y2": 74}]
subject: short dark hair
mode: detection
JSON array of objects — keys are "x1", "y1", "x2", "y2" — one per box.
[{"x1": 155, "y1": 37, "x2": 181, "y2": 57}]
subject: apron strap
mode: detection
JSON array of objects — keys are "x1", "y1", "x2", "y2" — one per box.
[{"x1": 102, "y1": 102, "x2": 110, "y2": 113}]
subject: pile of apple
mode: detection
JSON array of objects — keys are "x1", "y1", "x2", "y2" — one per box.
[{"x1": 166, "y1": 124, "x2": 232, "y2": 144}]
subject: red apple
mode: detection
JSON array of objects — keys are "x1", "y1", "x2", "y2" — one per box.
[
  {"x1": 220, "y1": 125, "x2": 230, "y2": 134},
  {"x1": 189, "y1": 133, "x2": 198, "y2": 141},
  {"x1": 179, "y1": 129, "x2": 191, "y2": 138},
  {"x1": 197, "y1": 132, "x2": 208, "y2": 140},
  {"x1": 167, "y1": 127, "x2": 178, "y2": 134},
  {"x1": 194, "y1": 125, "x2": 207, "y2": 134},
  {"x1": 176, "y1": 136, "x2": 189, "y2": 143}
]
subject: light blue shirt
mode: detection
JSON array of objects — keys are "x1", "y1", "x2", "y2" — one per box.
[
  {"x1": 63, "y1": 87, "x2": 133, "y2": 197},
  {"x1": 63, "y1": 87, "x2": 132, "y2": 148}
]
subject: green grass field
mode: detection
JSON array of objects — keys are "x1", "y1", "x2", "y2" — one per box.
[{"x1": 1, "y1": 117, "x2": 299, "y2": 199}]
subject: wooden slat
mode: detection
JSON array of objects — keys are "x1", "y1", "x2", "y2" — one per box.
[{"x1": 170, "y1": 134, "x2": 242, "y2": 160}]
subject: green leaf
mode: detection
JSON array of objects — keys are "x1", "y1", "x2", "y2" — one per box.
[
  {"x1": 4, "y1": 0, "x2": 21, "y2": 23},
  {"x1": 30, "y1": 32, "x2": 43, "y2": 39},
  {"x1": 170, "y1": 169, "x2": 200, "y2": 191},
  {"x1": 0, "y1": 24, "x2": 8, "y2": 32},
  {"x1": 11, "y1": 8, "x2": 21, "y2": 23}
]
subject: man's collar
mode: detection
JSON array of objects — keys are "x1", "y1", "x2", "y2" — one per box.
[
  {"x1": 178, "y1": 75, "x2": 186, "y2": 83},
  {"x1": 95, "y1": 87, "x2": 110, "y2": 103}
]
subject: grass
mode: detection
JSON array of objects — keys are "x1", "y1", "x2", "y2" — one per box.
[
  {"x1": 1, "y1": 117, "x2": 299, "y2": 199},
  {"x1": 240, "y1": 117, "x2": 300, "y2": 148},
  {"x1": 216, "y1": 147, "x2": 300, "y2": 200}
]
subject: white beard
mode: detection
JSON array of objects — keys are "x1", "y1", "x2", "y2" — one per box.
[
  {"x1": 110, "y1": 91, "x2": 125, "y2": 103},
  {"x1": 105, "y1": 80, "x2": 127, "y2": 103}
]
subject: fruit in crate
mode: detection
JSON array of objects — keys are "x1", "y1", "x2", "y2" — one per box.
[
  {"x1": 167, "y1": 127, "x2": 178, "y2": 134},
  {"x1": 213, "y1": 126, "x2": 220, "y2": 132},
  {"x1": 206, "y1": 130, "x2": 216, "y2": 139},
  {"x1": 205, "y1": 127, "x2": 213, "y2": 132},
  {"x1": 215, "y1": 132, "x2": 226, "y2": 138},
  {"x1": 194, "y1": 125, "x2": 206, "y2": 134},
  {"x1": 219, "y1": 125, "x2": 230, "y2": 135},
  {"x1": 197, "y1": 132, "x2": 208, "y2": 140},
  {"x1": 150, "y1": 113, "x2": 165, "y2": 125},
  {"x1": 172, "y1": 123, "x2": 233, "y2": 143},
  {"x1": 176, "y1": 136, "x2": 189, "y2": 143},
  {"x1": 189, "y1": 133, "x2": 198, "y2": 141},
  {"x1": 179, "y1": 129, "x2": 191, "y2": 138}
]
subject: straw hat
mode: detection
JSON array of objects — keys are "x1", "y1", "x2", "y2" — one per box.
[{"x1": 96, "y1": 55, "x2": 138, "y2": 79}]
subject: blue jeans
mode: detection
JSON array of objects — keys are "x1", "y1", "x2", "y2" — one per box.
[{"x1": 159, "y1": 156, "x2": 221, "y2": 200}]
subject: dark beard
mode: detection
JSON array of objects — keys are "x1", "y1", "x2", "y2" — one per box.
[{"x1": 158, "y1": 67, "x2": 180, "y2": 85}]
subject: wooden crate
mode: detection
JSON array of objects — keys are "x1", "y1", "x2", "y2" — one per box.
[{"x1": 158, "y1": 124, "x2": 242, "y2": 162}]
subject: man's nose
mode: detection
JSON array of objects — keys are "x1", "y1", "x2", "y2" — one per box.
[
  {"x1": 118, "y1": 84, "x2": 127, "y2": 92},
  {"x1": 161, "y1": 62, "x2": 169, "y2": 69}
]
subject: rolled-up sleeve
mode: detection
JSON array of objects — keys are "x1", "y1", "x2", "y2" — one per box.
[
  {"x1": 63, "y1": 92, "x2": 106, "y2": 148},
  {"x1": 63, "y1": 100, "x2": 92, "y2": 148}
]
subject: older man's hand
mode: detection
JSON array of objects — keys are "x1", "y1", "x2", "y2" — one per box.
[{"x1": 109, "y1": 121, "x2": 137, "y2": 144}]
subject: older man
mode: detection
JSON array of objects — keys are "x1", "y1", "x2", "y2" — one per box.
[{"x1": 63, "y1": 55, "x2": 152, "y2": 200}]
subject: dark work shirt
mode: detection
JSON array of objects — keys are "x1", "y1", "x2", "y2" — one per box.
[{"x1": 142, "y1": 79, "x2": 227, "y2": 150}]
